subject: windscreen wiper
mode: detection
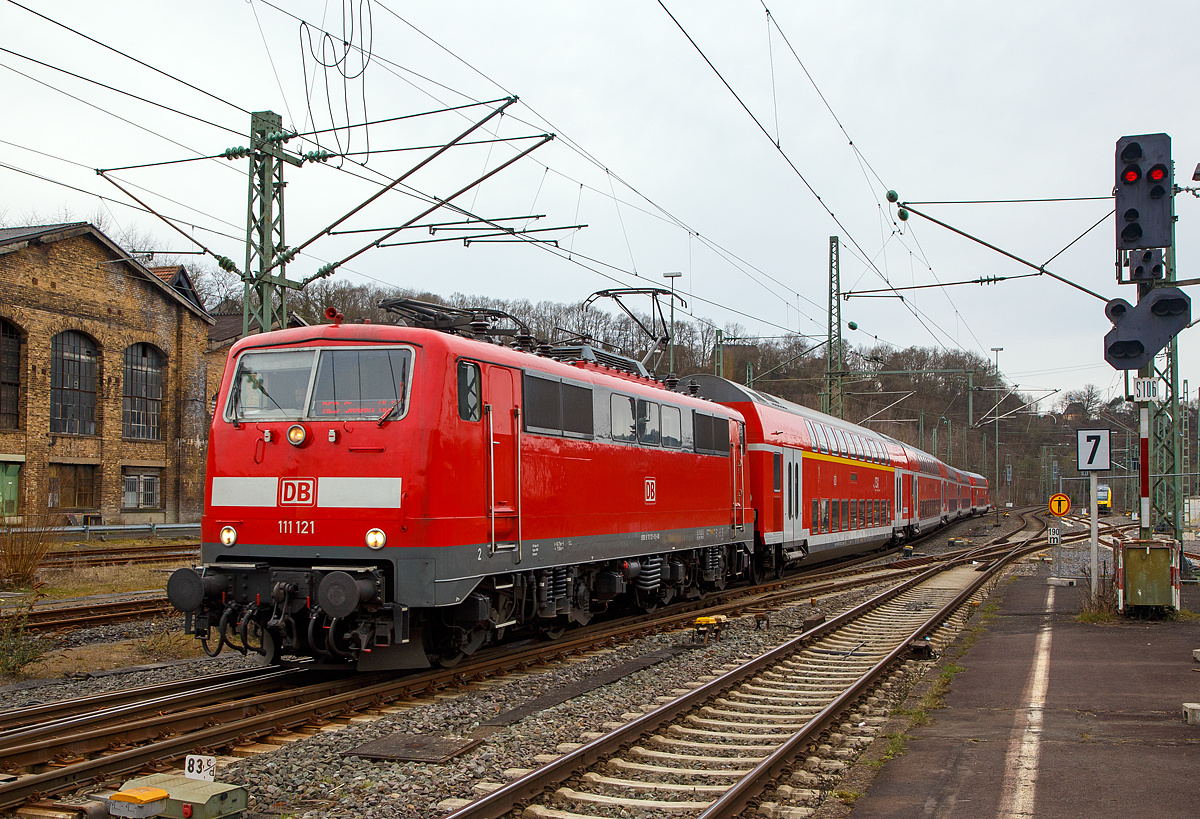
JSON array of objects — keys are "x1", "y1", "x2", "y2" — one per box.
[{"x1": 377, "y1": 399, "x2": 402, "y2": 427}]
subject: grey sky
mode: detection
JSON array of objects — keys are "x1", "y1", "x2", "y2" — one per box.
[{"x1": 2, "y1": 0, "x2": 1197, "y2": 410}]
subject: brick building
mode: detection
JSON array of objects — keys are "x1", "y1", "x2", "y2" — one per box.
[{"x1": 0, "y1": 223, "x2": 214, "y2": 524}]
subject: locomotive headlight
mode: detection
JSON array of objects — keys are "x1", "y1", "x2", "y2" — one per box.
[
  {"x1": 286, "y1": 424, "x2": 307, "y2": 446},
  {"x1": 219, "y1": 526, "x2": 238, "y2": 547},
  {"x1": 365, "y1": 528, "x2": 387, "y2": 550}
]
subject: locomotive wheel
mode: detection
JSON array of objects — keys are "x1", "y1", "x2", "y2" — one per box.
[
  {"x1": 773, "y1": 545, "x2": 786, "y2": 580},
  {"x1": 437, "y1": 649, "x2": 466, "y2": 668},
  {"x1": 254, "y1": 628, "x2": 282, "y2": 667},
  {"x1": 539, "y1": 624, "x2": 566, "y2": 641},
  {"x1": 748, "y1": 556, "x2": 765, "y2": 586}
]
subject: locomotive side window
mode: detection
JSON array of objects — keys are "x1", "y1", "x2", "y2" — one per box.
[
  {"x1": 561, "y1": 382, "x2": 593, "y2": 437},
  {"x1": 661, "y1": 405, "x2": 682, "y2": 448},
  {"x1": 611, "y1": 394, "x2": 636, "y2": 443},
  {"x1": 693, "y1": 411, "x2": 731, "y2": 455},
  {"x1": 694, "y1": 411, "x2": 713, "y2": 452},
  {"x1": 458, "y1": 361, "x2": 481, "y2": 421},
  {"x1": 524, "y1": 374, "x2": 562, "y2": 432},
  {"x1": 525, "y1": 373, "x2": 594, "y2": 438},
  {"x1": 714, "y1": 416, "x2": 730, "y2": 454},
  {"x1": 310, "y1": 348, "x2": 411, "y2": 419},
  {"x1": 636, "y1": 400, "x2": 660, "y2": 445}
]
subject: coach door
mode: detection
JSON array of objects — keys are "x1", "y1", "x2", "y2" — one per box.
[
  {"x1": 483, "y1": 365, "x2": 521, "y2": 560},
  {"x1": 731, "y1": 421, "x2": 746, "y2": 530},
  {"x1": 783, "y1": 447, "x2": 801, "y2": 544},
  {"x1": 901, "y1": 472, "x2": 912, "y2": 520}
]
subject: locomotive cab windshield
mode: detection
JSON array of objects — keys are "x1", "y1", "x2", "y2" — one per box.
[{"x1": 226, "y1": 347, "x2": 413, "y2": 422}]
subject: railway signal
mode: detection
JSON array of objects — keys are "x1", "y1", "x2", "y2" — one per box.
[
  {"x1": 1115, "y1": 133, "x2": 1172, "y2": 250},
  {"x1": 1103, "y1": 286, "x2": 1191, "y2": 370}
]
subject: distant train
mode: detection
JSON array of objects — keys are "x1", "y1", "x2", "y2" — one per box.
[
  {"x1": 167, "y1": 300, "x2": 990, "y2": 670},
  {"x1": 1097, "y1": 483, "x2": 1112, "y2": 514}
]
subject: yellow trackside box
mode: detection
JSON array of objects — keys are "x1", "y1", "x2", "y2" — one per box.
[{"x1": 108, "y1": 786, "x2": 169, "y2": 819}]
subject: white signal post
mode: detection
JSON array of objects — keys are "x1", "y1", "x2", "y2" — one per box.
[{"x1": 1077, "y1": 428, "x2": 1111, "y2": 602}]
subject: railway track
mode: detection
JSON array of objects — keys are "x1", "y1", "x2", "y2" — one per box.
[
  {"x1": 0, "y1": 524, "x2": 1020, "y2": 811},
  {"x1": 443, "y1": 543, "x2": 1024, "y2": 818},
  {"x1": 19, "y1": 594, "x2": 176, "y2": 632},
  {"x1": 39, "y1": 543, "x2": 198, "y2": 569}
]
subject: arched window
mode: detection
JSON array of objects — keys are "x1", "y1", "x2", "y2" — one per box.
[
  {"x1": 0, "y1": 319, "x2": 20, "y2": 429},
  {"x1": 123, "y1": 343, "x2": 164, "y2": 439},
  {"x1": 50, "y1": 331, "x2": 97, "y2": 435}
]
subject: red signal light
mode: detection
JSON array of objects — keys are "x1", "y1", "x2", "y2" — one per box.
[
  {"x1": 1122, "y1": 165, "x2": 1141, "y2": 184},
  {"x1": 1148, "y1": 164, "x2": 1167, "y2": 182}
]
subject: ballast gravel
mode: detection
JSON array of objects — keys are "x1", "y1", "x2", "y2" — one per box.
[{"x1": 0, "y1": 510, "x2": 1117, "y2": 819}]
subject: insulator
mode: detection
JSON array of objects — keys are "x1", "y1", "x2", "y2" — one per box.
[{"x1": 222, "y1": 146, "x2": 250, "y2": 160}]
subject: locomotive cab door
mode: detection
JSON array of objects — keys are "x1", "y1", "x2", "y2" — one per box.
[{"x1": 483, "y1": 365, "x2": 521, "y2": 559}]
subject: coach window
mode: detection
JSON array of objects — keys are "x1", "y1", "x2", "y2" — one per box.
[
  {"x1": 457, "y1": 361, "x2": 482, "y2": 421},
  {"x1": 815, "y1": 424, "x2": 830, "y2": 454},
  {"x1": 849, "y1": 499, "x2": 857, "y2": 529},
  {"x1": 859, "y1": 500, "x2": 866, "y2": 529},
  {"x1": 829, "y1": 427, "x2": 845, "y2": 457},
  {"x1": 611, "y1": 394, "x2": 636, "y2": 443},
  {"x1": 637, "y1": 399, "x2": 660, "y2": 445},
  {"x1": 812, "y1": 498, "x2": 819, "y2": 533},
  {"x1": 773, "y1": 453, "x2": 781, "y2": 493},
  {"x1": 841, "y1": 498, "x2": 849, "y2": 530},
  {"x1": 820, "y1": 499, "x2": 830, "y2": 532},
  {"x1": 51, "y1": 330, "x2": 98, "y2": 435},
  {"x1": 661, "y1": 405, "x2": 682, "y2": 448}
]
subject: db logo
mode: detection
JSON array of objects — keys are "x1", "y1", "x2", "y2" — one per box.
[
  {"x1": 279, "y1": 478, "x2": 316, "y2": 506},
  {"x1": 644, "y1": 478, "x2": 657, "y2": 504}
]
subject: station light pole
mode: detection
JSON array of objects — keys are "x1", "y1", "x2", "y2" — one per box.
[
  {"x1": 664, "y1": 271, "x2": 682, "y2": 376},
  {"x1": 992, "y1": 347, "x2": 1003, "y2": 516}
]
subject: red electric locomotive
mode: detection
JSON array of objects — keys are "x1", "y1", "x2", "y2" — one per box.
[{"x1": 168, "y1": 302, "x2": 755, "y2": 670}]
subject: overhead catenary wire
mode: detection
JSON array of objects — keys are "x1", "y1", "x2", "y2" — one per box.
[
  {"x1": 0, "y1": 46, "x2": 244, "y2": 137},
  {"x1": 4, "y1": 0, "x2": 251, "y2": 115},
  {"x1": 655, "y1": 1, "x2": 968, "y2": 355},
  {"x1": 278, "y1": 0, "x2": 824, "y2": 333}
]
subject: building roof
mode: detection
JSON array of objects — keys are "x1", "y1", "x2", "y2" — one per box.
[
  {"x1": 0, "y1": 222, "x2": 88, "y2": 245},
  {"x1": 0, "y1": 223, "x2": 214, "y2": 324},
  {"x1": 148, "y1": 265, "x2": 204, "y2": 311},
  {"x1": 208, "y1": 309, "x2": 310, "y2": 349}
]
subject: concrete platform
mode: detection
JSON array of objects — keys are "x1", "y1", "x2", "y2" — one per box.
[{"x1": 847, "y1": 565, "x2": 1200, "y2": 818}]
